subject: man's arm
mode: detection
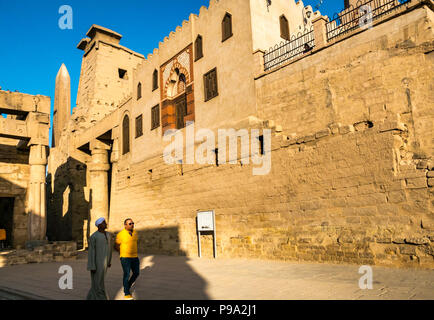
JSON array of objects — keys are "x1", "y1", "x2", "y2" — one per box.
[
  {"x1": 87, "y1": 235, "x2": 96, "y2": 272},
  {"x1": 114, "y1": 233, "x2": 121, "y2": 252}
]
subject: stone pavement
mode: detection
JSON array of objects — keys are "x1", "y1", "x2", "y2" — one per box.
[{"x1": 0, "y1": 252, "x2": 432, "y2": 300}]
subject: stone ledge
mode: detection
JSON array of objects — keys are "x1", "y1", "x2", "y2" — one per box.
[{"x1": 0, "y1": 241, "x2": 77, "y2": 267}]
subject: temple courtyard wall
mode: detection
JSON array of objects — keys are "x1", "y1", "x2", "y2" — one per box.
[{"x1": 106, "y1": 5, "x2": 434, "y2": 269}]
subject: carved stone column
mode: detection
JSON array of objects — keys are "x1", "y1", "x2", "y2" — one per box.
[
  {"x1": 28, "y1": 144, "x2": 48, "y2": 242},
  {"x1": 88, "y1": 140, "x2": 111, "y2": 235}
]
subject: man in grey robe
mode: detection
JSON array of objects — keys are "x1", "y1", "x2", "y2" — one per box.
[{"x1": 86, "y1": 217, "x2": 112, "y2": 300}]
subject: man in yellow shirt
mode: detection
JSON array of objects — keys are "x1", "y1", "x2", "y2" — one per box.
[{"x1": 115, "y1": 218, "x2": 139, "y2": 300}]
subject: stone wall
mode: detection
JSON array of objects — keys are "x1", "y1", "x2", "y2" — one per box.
[
  {"x1": 47, "y1": 2, "x2": 434, "y2": 269},
  {"x1": 106, "y1": 5, "x2": 434, "y2": 268},
  {"x1": 107, "y1": 118, "x2": 433, "y2": 268},
  {"x1": 75, "y1": 28, "x2": 144, "y2": 130},
  {"x1": 255, "y1": 4, "x2": 434, "y2": 157},
  {"x1": 47, "y1": 25, "x2": 144, "y2": 248},
  {"x1": 0, "y1": 241, "x2": 78, "y2": 267}
]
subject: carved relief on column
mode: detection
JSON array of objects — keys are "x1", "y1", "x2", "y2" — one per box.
[{"x1": 28, "y1": 144, "x2": 48, "y2": 241}]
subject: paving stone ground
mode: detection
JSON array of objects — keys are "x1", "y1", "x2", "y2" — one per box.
[{"x1": 0, "y1": 251, "x2": 432, "y2": 300}]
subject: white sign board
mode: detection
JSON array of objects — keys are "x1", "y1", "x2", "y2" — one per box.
[
  {"x1": 197, "y1": 210, "x2": 217, "y2": 258},
  {"x1": 197, "y1": 211, "x2": 214, "y2": 231}
]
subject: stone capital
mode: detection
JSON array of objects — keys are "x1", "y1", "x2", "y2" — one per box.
[
  {"x1": 88, "y1": 146, "x2": 110, "y2": 172},
  {"x1": 29, "y1": 145, "x2": 48, "y2": 166}
]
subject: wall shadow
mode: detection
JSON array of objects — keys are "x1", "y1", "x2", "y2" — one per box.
[
  {"x1": 0, "y1": 194, "x2": 15, "y2": 249},
  {"x1": 47, "y1": 157, "x2": 89, "y2": 249},
  {"x1": 110, "y1": 226, "x2": 210, "y2": 300},
  {"x1": 0, "y1": 145, "x2": 29, "y2": 165},
  {"x1": 0, "y1": 162, "x2": 27, "y2": 248}
]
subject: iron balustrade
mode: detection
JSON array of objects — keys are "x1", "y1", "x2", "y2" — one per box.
[
  {"x1": 326, "y1": 0, "x2": 412, "y2": 41},
  {"x1": 264, "y1": 27, "x2": 315, "y2": 71}
]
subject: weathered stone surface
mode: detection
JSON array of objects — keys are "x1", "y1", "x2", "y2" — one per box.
[
  {"x1": 405, "y1": 237, "x2": 431, "y2": 245},
  {"x1": 339, "y1": 125, "x2": 355, "y2": 135},
  {"x1": 0, "y1": 89, "x2": 50, "y2": 248},
  {"x1": 40, "y1": 2, "x2": 434, "y2": 270},
  {"x1": 0, "y1": 241, "x2": 77, "y2": 265}
]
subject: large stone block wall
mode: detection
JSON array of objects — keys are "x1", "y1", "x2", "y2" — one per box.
[
  {"x1": 45, "y1": 4, "x2": 434, "y2": 268},
  {"x1": 106, "y1": 6, "x2": 434, "y2": 268},
  {"x1": 255, "y1": 5, "x2": 434, "y2": 156},
  {"x1": 107, "y1": 118, "x2": 433, "y2": 268}
]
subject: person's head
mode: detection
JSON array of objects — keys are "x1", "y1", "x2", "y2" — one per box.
[
  {"x1": 124, "y1": 218, "x2": 134, "y2": 231},
  {"x1": 95, "y1": 218, "x2": 107, "y2": 232}
]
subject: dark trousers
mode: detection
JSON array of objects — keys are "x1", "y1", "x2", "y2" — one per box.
[{"x1": 120, "y1": 257, "x2": 140, "y2": 295}]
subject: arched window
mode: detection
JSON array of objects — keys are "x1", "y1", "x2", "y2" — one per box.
[
  {"x1": 137, "y1": 82, "x2": 142, "y2": 100},
  {"x1": 122, "y1": 115, "x2": 130, "y2": 155},
  {"x1": 280, "y1": 15, "x2": 289, "y2": 40},
  {"x1": 178, "y1": 73, "x2": 186, "y2": 93},
  {"x1": 152, "y1": 69, "x2": 158, "y2": 91},
  {"x1": 195, "y1": 35, "x2": 203, "y2": 61},
  {"x1": 222, "y1": 13, "x2": 233, "y2": 42}
]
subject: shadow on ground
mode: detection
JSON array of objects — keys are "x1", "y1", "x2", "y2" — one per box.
[{"x1": 108, "y1": 226, "x2": 209, "y2": 300}]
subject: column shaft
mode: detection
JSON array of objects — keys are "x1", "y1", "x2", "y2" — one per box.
[
  {"x1": 28, "y1": 144, "x2": 48, "y2": 241},
  {"x1": 88, "y1": 148, "x2": 110, "y2": 235}
]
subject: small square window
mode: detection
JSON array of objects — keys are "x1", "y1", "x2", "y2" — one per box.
[{"x1": 118, "y1": 68, "x2": 128, "y2": 79}]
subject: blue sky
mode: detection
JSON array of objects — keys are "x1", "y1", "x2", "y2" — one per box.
[{"x1": 0, "y1": 0, "x2": 343, "y2": 144}]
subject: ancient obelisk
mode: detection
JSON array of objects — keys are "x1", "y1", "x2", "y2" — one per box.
[{"x1": 53, "y1": 63, "x2": 71, "y2": 148}]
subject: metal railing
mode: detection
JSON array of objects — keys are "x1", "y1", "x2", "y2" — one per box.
[
  {"x1": 326, "y1": 0, "x2": 412, "y2": 41},
  {"x1": 264, "y1": 27, "x2": 315, "y2": 71}
]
